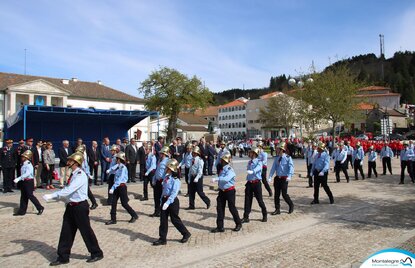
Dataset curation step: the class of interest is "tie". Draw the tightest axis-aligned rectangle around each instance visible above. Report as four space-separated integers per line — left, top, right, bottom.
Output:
318 153 321 158
67 173 73 185
278 157 282 163
163 175 169 184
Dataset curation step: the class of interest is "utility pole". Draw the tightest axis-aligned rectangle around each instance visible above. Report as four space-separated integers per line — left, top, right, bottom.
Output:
379 34 385 81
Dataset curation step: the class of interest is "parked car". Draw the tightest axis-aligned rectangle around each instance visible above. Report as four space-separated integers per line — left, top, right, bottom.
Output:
389 133 405 140
356 134 369 140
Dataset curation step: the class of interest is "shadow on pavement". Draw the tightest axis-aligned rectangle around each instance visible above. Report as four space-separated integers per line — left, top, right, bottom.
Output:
2 239 87 261
182 219 212 231
108 227 154 242
186 210 234 221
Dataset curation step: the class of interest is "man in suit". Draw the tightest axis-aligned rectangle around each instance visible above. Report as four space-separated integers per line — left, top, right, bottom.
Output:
88 141 100 185
71 138 83 153
137 141 146 182
207 141 216 175
198 137 209 176
34 140 44 188
100 137 112 183
120 138 128 152
1 139 17 193
58 140 73 188
154 136 164 161
15 139 26 178
125 138 138 183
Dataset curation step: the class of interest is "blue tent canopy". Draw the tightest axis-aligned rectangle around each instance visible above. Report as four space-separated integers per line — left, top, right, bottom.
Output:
4 105 158 148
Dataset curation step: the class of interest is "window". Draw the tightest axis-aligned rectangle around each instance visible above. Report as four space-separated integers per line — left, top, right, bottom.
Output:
242 106 246 110
248 120 254 124
243 123 246 127
255 120 260 123
238 122 242 127
242 114 245 118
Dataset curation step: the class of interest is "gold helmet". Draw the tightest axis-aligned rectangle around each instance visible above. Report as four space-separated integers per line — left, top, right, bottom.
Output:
250 146 260 156
356 142 361 147
116 152 126 161
110 144 118 151
186 143 193 149
146 144 153 151
21 150 33 160
369 145 374 150
221 152 232 164
278 142 286 150
318 142 326 150
68 152 84 166
192 146 201 155
257 141 264 148
75 145 86 154
166 158 179 172
339 141 344 146
403 140 409 145
160 146 170 156
220 140 226 146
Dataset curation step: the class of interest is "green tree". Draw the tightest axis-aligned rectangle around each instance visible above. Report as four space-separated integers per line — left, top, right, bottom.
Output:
295 64 364 138
139 67 213 142
259 93 303 136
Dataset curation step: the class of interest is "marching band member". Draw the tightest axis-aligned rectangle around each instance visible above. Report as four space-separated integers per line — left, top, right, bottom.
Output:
151 146 170 217
105 152 138 225
142 144 156 201
258 142 272 197
13 150 44 216
106 145 119 205
268 142 294 215
400 141 414 184
380 142 394 175
352 142 365 180
153 159 191 246
75 146 98 210
187 146 211 210
334 142 350 183
178 143 193 197
241 146 268 223
43 153 103 265
367 146 378 178
310 143 334 205
210 152 242 232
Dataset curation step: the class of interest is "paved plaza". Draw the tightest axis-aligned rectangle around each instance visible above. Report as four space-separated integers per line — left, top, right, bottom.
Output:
0 156 414 267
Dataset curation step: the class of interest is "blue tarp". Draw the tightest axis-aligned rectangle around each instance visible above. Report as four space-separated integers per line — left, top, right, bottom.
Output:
4 105 157 149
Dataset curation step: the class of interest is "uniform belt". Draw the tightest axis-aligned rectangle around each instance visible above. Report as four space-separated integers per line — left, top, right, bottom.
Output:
222 186 235 192
262 165 267 169
162 195 170 199
23 178 34 181
119 183 126 187
248 179 260 183
68 200 87 206
277 176 288 180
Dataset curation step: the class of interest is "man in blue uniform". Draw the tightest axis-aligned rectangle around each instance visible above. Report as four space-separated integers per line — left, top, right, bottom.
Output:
400 141 414 184
151 146 170 217
211 152 242 233
305 141 317 188
242 147 268 223
178 143 193 197
353 142 365 180
310 142 334 205
187 146 211 210
380 143 394 175
268 142 294 215
153 159 191 246
142 144 156 201
105 152 138 225
258 142 272 197
367 145 378 178
43 153 103 266
215 141 228 175
334 142 350 183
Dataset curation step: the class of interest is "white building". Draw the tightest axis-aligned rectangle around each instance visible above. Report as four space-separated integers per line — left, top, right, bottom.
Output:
0 72 151 141
218 98 248 140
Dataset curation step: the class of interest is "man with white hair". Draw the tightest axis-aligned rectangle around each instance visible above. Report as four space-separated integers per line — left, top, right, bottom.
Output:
58 140 73 188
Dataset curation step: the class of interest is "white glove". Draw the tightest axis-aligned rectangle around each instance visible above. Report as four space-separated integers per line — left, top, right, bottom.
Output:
247 170 254 175
318 172 324 176
14 177 21 184
162 203 169 210
309 173 313 177
267 176 272 183
145 172 149 176
211 177 219 183
286 176 292 182
42 194 54 202
177 164 182 169
360 161 363 166
109 189 114 194
89 175 93 180
152 181 156 186
193 178 199 183
106 170 110 174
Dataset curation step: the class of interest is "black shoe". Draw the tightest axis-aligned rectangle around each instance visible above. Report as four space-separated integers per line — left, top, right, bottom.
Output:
269 192 273 197
7 189 14 193
399 181 404 184
261 216 267 222
90 203 98 210
129 216 138 223
347 180 350 183
131 180 136 183
105 220 116 225
185 207 195 210
288 207 294 214
307 185 313 188
330 198 334 204
362 177 365 180
233 224 242 232
184 193 189 197
180 233 191 243
50 260 69 266
150 212 160 217
211 228 225 233
86 256 103 263
367 176 371 179
37 208 44 215
140 197 149 201
13 212 25 216
152 239 167 246
271 209 280 215
241 218 250 223
310 200 319 205
207 203 211 209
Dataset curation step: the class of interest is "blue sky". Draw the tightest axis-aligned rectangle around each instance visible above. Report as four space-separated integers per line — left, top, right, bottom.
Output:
1 0 414 96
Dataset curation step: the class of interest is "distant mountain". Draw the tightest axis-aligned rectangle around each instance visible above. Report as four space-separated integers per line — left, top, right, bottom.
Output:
213 51 415 105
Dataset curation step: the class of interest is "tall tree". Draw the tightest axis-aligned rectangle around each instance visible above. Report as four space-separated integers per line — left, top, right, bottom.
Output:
139 67 213 142
295 64 364 137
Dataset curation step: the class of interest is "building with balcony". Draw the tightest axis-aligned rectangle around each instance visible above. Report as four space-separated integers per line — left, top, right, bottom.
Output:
217 98 248 140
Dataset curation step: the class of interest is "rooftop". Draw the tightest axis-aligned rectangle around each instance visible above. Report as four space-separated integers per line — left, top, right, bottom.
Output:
0 72 144 103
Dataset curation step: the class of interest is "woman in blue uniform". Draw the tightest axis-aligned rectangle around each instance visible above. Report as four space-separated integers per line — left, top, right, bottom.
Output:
153 158 191 246
105 152 138 225
13 150 44 216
